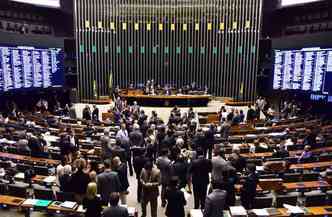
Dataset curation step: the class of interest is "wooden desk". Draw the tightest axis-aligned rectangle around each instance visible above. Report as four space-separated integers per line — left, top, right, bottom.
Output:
290 161 332 170
283 181 331 191
307 206 332 216
235 184 263 193
121 93 211 107
0 195 25 207
0 152 59 166
47 201 78 214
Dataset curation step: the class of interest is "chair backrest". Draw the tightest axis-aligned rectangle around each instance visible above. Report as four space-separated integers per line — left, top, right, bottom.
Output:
283 173 302 183
8 183 28 198
304 192 326 206
253 196 273 209
302 173 319 181
56 191 75 202
16 163 31 173
327 191 332 205
33 186 54 200
33 166 49 176
276 195 298 208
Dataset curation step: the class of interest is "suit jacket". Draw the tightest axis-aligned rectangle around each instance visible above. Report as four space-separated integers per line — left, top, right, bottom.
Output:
102 205 129 217
129 130 143 146
97 170 122 203
188 156 212 186
114 163 129 192
70 170 90 194
203 189 227 217
156 156 171 184
140 167 161 199
165 189 186 217
211 156 228 183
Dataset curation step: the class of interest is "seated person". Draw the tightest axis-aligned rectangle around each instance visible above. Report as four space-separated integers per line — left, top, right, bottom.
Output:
298 145 313 163
272 144 289 158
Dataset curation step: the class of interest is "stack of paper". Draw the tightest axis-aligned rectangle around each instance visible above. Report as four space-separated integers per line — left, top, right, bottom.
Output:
230 206 247 216
252 209 269 216
76 205 86 213
283 204 305 214
14 173 25 180
43 176 56 183
23 199 37 206
61 201 77 209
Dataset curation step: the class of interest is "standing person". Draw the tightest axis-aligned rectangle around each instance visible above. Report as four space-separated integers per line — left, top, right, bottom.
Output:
156 148 171 207
97 159 122 205
112 157 129 205
240 164 258 209
132 144 147 203
70 159 90 204
102 193 129 217
211 144 228 184
82 105 92 121
203 181 227 217
101 128 112 161
140 161 161 217
116 123 133 176
92 105 99 122
246 105 256 124
165 177 187 217
188 149 212 209
83 182 102 217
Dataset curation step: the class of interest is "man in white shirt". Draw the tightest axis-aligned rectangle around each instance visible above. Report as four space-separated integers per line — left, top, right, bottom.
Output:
116 123 129 145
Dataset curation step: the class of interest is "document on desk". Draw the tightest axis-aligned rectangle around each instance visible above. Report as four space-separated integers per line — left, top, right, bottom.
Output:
230 206 247 216
43 176 56 183
77 205 86 213
283 204 305 214
252 209 269 216
61 201 77 209
14 172 25 180
22 199 37 206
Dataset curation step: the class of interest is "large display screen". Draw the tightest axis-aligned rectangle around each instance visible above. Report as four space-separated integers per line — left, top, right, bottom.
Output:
273 47 332 101
281 0 323 7
11 0 61 8
0 45 64 92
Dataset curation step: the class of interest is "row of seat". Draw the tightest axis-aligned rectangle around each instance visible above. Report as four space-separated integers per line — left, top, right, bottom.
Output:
254 191 332 208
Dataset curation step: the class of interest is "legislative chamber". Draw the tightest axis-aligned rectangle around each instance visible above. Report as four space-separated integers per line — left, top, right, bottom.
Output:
1 0 332 217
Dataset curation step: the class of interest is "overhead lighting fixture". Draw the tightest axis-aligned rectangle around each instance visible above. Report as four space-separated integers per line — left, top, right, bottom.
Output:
11 0 61 8
281 0 323 7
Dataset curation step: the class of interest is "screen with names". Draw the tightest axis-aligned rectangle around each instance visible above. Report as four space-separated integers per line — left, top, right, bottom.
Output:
0 46 64 92
273 47 332 95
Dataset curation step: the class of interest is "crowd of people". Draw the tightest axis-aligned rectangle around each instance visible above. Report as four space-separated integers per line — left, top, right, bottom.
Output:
0 94 325 217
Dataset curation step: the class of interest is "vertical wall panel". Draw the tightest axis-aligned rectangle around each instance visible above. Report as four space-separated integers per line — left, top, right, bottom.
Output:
74 0 262 101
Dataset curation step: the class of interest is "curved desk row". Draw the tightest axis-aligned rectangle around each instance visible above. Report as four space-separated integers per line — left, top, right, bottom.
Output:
120 94 211 107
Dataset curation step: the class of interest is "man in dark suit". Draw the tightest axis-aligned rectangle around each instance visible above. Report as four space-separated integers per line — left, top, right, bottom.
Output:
101 129 112 160
129 124 144 147
156 148 171 207
203 181 227 217
240 164 258 209
102 193 129 217
97 159 122 205
132 144 148 203
140 161 161 217
188 149 212 209
112 157 129 205
92 105 99 122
